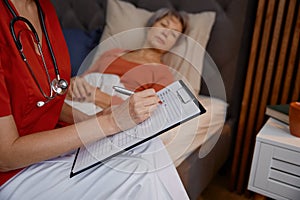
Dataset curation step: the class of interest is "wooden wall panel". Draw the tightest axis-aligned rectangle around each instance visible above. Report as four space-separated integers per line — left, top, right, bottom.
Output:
230 0 300 194
283 8 300 103
271 0 298 104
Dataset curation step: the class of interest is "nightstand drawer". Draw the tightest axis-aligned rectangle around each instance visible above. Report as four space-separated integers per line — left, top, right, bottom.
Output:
254 143 300 200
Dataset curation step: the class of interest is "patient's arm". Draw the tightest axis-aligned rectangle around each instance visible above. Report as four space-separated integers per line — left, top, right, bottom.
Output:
94 89 112 108
66 77 112 108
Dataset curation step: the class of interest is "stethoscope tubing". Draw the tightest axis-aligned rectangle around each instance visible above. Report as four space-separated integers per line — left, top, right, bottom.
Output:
3 0 68 106
35 0 60 77
5 0 60 76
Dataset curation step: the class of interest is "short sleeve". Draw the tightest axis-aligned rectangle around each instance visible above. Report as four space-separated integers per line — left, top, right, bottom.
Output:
0 57 12 116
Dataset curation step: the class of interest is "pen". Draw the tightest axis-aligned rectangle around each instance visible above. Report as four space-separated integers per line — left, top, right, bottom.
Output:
113 86 163 104
113 86 135 96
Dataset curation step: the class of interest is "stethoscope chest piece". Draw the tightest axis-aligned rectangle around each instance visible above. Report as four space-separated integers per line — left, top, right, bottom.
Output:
51 78 68 95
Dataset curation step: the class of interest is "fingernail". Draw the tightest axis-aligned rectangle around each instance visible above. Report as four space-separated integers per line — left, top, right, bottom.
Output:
158 100 163 104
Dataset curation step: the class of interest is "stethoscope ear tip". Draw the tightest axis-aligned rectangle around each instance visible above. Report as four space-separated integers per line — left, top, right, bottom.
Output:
37 101 45 107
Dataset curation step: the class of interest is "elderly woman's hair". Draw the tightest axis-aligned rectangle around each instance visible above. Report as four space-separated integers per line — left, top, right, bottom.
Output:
145 8 188 33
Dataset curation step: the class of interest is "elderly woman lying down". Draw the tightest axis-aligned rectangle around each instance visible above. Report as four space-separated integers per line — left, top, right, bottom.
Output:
66 8 227 167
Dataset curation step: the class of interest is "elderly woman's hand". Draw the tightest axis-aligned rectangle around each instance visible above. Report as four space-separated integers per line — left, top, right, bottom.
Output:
66 77 92 102
66 77 112 108
106 88 161 132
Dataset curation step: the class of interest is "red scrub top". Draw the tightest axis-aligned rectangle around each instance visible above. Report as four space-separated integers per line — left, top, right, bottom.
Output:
0 0 71 186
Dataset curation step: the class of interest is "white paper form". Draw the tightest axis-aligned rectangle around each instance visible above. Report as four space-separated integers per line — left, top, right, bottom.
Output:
70 80 206 177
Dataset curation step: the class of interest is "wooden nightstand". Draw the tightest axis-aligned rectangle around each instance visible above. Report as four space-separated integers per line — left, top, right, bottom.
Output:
248 118 300 200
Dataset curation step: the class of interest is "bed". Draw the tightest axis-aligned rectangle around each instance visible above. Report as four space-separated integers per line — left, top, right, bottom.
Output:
51 0 256 199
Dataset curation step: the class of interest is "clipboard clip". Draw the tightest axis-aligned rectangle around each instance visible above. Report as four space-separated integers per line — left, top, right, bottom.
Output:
177 87 193 104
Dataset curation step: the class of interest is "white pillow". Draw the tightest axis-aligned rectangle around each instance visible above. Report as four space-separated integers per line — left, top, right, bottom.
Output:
98 0 216 94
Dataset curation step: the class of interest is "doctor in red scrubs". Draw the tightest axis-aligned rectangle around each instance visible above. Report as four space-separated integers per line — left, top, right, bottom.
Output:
0 0 189 199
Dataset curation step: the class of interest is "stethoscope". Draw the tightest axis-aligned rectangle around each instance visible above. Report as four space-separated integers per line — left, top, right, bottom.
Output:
4 0 68 107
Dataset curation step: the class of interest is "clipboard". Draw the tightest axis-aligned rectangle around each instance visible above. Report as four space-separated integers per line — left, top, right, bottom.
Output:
70 80 206 177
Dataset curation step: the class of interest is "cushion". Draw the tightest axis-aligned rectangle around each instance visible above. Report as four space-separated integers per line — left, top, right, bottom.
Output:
97 0 216 93
63 28 102 77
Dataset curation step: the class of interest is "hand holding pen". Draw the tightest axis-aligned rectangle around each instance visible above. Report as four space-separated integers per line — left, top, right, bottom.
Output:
113 86 162 104
111 86 162 131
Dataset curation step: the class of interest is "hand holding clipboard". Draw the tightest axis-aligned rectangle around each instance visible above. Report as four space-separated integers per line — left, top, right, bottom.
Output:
70 80 206 177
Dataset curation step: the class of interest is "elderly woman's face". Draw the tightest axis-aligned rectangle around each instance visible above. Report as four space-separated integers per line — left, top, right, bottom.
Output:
146 15 183 51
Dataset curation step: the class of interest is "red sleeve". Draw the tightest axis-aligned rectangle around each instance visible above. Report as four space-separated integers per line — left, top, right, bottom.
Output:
0 52 22 186
0 50 11 117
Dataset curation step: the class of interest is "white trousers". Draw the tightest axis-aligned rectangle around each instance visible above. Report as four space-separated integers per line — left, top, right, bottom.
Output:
0 138 189 200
